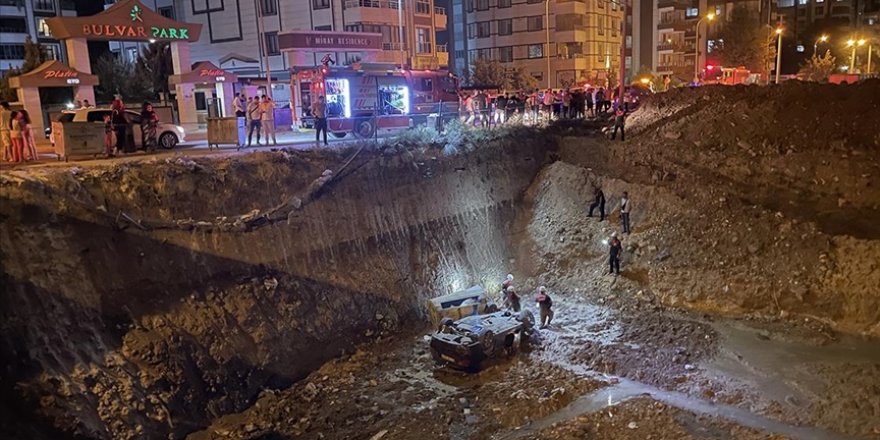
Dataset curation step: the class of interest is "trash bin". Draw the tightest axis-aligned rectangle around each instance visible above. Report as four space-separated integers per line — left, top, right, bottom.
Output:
207 117 246 150
52 121 105 161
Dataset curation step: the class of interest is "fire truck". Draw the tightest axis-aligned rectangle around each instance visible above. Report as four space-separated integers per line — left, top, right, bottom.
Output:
294 65 459 138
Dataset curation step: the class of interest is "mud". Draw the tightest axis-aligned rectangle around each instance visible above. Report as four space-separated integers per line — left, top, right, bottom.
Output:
2 83 880 439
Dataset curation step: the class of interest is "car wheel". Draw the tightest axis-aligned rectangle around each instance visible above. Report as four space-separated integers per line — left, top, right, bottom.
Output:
354 118 375 138
480 330 496 356
331 132 347 138
159 132 178 149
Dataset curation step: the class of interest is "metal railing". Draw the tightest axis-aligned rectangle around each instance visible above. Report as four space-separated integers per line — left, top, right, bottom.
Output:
343 0 403 10
382 42 407 51
435 6 446 15
436 43 448 53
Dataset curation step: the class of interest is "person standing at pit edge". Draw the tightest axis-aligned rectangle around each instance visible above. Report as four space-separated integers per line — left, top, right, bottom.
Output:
609 232 622 275
535 286 554 328
311 95 328 147
588 185 606 221
246 97 263 147
260 96 277 145
233 93 245 117
620 191 631 234
611 108 626 141
0 101 12 162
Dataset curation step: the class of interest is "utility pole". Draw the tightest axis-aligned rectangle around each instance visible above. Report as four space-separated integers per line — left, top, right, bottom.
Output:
618 0 625 106
399 0 406 68
255 0 272 98
545 0 551 88
775 27 783 84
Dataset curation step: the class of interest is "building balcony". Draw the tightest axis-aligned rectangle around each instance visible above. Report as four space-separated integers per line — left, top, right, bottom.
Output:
434 7 447 30
658 20 695 32
556 0 587 15
658 0 692 9
343 0 404 24
657 41 693 52
555 54 590 71
556 28 588 43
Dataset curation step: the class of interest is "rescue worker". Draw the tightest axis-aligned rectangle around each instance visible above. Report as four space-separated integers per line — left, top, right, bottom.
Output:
504 286 521 312
535 286 553 328
588 186 606 221
620 191 631 234
501 273 514 291
609 232 622 275
611 108 626 141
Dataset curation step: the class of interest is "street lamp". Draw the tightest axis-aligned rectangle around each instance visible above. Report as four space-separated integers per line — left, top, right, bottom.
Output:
775 27 783 84
813 35 828 57
545 0 551 88
694 12 716 82
847 38 866 72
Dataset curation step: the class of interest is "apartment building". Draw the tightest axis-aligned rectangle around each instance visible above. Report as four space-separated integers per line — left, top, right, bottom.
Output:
178 0 447 78
655 0 762 81
454 0 624 89
0 0 77 73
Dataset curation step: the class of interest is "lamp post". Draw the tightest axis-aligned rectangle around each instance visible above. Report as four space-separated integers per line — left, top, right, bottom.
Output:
847 38 866 72
545 0 551 88
813 34 828 57
694 12 716 82
774 27 783 84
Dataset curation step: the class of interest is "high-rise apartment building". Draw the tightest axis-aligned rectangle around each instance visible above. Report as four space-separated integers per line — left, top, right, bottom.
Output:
0 0 77 73
655 0 762 81
453 0 624 88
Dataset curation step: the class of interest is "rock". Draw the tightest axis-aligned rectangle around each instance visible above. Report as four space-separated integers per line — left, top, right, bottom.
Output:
263 277 278 291
369 430 389 440
684 364 696 371
627 421 638 429
655 249 670 262
244 423 257 432
375 313 384 321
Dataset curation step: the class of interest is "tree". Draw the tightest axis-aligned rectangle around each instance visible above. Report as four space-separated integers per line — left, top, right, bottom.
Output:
136 42 174 98
469 58 538 90
94 53 152 103
799 50 836 82
0 37 48 102
712 6 773 73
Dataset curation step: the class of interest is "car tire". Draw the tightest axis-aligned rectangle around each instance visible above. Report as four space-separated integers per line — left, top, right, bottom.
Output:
354 118 375 138
331 132 347 139
159 132 178 149
480 330 496 356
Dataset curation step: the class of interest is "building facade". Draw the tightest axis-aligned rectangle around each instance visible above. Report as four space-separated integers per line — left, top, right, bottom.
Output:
655 0 763 81
454 0 624 89
0 0 77 73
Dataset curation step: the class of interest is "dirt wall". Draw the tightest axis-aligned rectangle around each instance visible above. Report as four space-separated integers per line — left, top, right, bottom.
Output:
0 141 551 439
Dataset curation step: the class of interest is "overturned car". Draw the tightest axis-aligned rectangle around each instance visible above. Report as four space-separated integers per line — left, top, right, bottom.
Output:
429 310 535 370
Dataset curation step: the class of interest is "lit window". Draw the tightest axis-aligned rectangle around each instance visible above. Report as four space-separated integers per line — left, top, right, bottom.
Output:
528 44 543 58
796 44 805 52
798 0 807 4
715 5 722 15
686 8 699 17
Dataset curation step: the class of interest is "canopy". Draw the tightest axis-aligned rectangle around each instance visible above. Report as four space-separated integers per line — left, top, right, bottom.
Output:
168 61 238 86
8 60 99 88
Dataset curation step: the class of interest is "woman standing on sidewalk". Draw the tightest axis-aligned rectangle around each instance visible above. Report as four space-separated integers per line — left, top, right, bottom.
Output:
111 99 129 153
140 101 159 152
9 111 23 163
19 110 38 161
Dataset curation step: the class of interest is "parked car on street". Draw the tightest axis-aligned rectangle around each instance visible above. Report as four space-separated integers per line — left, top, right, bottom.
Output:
430 309 535 370
47 108 186 149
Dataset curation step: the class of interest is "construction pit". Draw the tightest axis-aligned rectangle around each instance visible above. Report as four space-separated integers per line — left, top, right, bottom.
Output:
1 81 879 440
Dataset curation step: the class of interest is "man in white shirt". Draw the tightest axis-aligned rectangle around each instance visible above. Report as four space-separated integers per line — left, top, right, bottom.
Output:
233 93 245 117
260 96 277 145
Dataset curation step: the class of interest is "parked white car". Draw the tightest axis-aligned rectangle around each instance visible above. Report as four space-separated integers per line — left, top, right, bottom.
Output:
49 108 186 149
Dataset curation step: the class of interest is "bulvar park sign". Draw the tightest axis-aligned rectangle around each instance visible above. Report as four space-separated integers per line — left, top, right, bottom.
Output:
46 0 202 42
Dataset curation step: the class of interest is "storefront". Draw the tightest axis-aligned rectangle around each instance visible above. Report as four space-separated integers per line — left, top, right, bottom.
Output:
9 60 99 137
45 0 204 130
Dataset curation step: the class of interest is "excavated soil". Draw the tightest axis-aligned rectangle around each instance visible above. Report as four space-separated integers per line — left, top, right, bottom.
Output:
2 81 880 440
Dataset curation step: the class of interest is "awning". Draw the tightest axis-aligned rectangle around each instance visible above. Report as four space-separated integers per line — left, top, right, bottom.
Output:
8 60 99 88
168 61 239 86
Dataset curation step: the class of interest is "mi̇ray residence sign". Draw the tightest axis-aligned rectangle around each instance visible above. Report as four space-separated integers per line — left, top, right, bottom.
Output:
46 0 202 42
278 31 383 52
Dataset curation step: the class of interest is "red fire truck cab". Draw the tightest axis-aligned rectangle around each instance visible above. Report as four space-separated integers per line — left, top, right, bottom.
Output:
295 66 459 138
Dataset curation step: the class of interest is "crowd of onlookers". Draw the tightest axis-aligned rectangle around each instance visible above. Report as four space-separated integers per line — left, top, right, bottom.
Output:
458 86 635 126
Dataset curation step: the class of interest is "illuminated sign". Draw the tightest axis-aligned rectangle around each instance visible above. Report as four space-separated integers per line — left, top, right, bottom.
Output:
66 78 80 85
44 70 78 79
200 69 225 77
81 24 189 40
278 31 383 52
